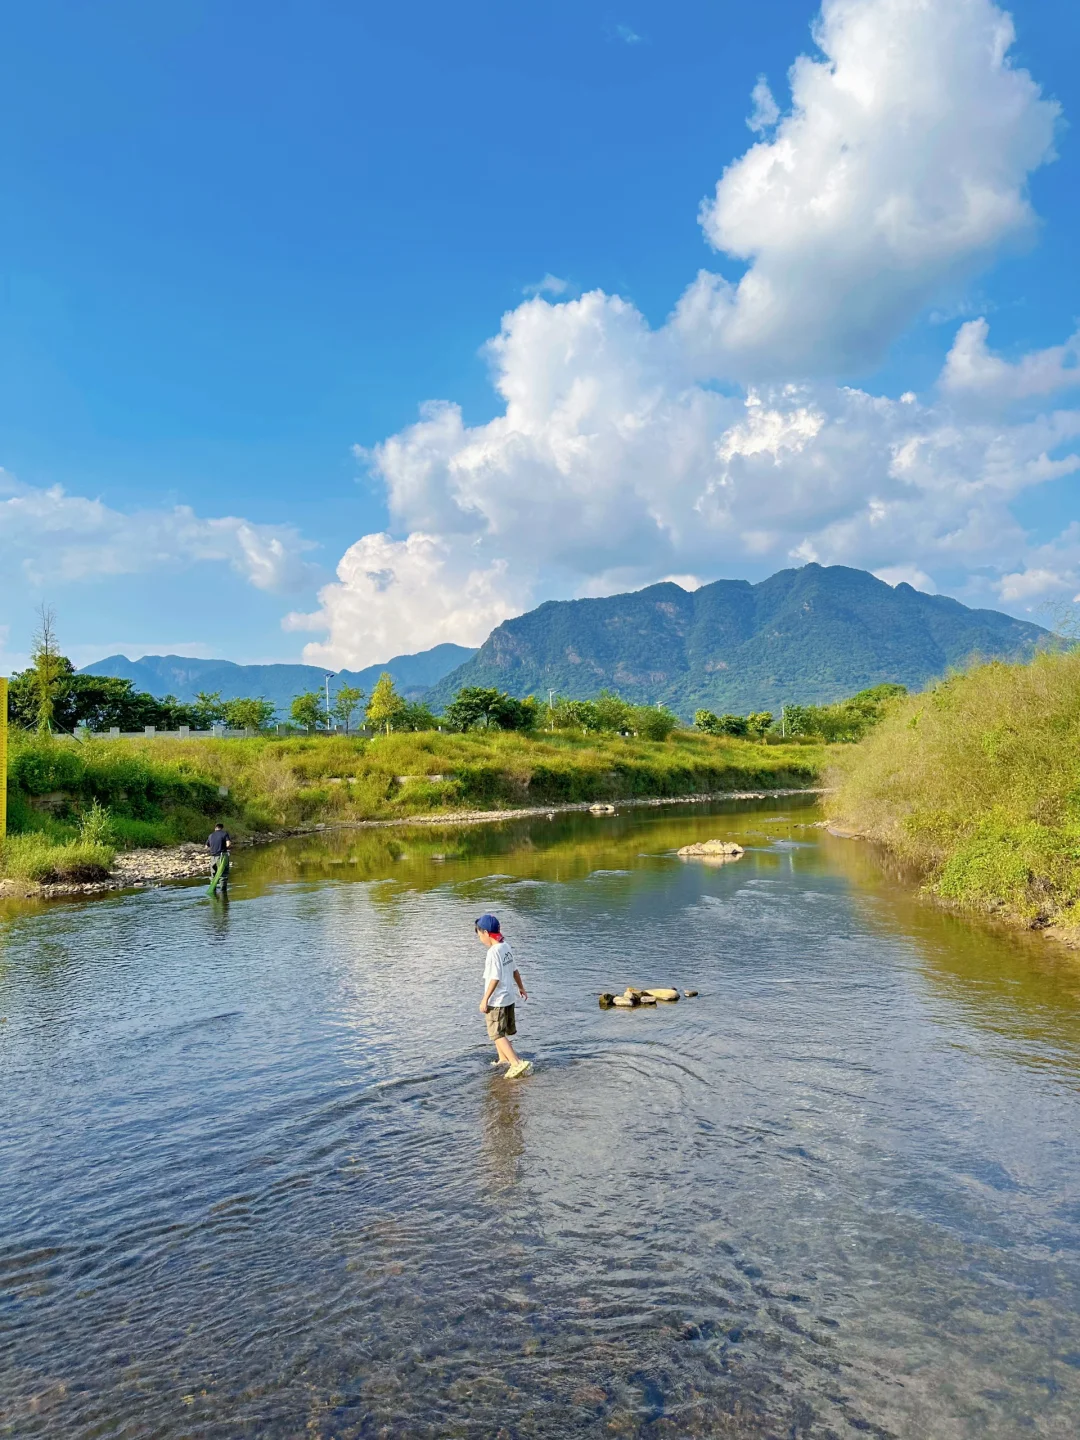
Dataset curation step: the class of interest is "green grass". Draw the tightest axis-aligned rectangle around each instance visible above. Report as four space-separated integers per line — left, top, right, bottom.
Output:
0 833 115 884
826 647 1080 928
3 726 825 882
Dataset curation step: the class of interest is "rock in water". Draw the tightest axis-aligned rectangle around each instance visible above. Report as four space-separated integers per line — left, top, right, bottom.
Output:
677 839 745 858
589 803 616 815
644 987 680 1002
598 993 615 1008
624 987 644 1000
639 994 658 1006
611 994 638 1008
683 989 699 997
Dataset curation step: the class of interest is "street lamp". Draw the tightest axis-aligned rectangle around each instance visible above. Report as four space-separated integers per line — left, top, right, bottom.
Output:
324 672 336 730
548 689 555 731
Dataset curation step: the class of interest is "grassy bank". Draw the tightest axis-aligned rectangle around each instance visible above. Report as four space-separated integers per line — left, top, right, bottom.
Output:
826 648 1080 931
2 727 825 882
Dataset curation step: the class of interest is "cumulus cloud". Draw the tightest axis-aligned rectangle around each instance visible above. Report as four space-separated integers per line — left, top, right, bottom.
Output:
679 0 1059 376
285 530 528 665
298 0 1077 667
0 470 319 592
941 317 1080 401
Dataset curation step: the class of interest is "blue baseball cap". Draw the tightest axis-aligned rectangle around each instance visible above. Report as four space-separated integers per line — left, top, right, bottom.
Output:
474 913 500 934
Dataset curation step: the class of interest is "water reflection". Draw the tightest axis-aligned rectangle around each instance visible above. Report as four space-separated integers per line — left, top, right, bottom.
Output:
2 796 1079 1438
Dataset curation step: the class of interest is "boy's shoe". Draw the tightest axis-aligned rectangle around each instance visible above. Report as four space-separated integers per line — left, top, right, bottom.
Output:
506 1059 533 1079
490 1058 509 1067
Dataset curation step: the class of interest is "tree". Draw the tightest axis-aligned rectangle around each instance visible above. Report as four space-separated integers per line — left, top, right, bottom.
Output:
550 698 601 733
223 697 277 731
366 673 406 735
332 683 364 733
629 705 679 741
191 691 228 728
443 686 536 732
29 605 63 732
746 711 774 737
593 690 633 733
394 700 438 732
291 690 324 731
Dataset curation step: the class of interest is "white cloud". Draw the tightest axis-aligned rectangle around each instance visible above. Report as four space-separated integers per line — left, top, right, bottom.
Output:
297 0 1079 666
679 0 1059 376
747 77 780 134
286 531 530 668
523 274 570 298
613 24 643 46
0 470 319 592
941 317 1080 401
874 566 938 594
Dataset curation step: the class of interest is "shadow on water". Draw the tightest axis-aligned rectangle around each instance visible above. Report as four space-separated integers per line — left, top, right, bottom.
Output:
2 794 1080 1439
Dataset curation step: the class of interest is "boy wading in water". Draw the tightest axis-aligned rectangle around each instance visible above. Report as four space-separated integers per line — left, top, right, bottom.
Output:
476 914 531 1078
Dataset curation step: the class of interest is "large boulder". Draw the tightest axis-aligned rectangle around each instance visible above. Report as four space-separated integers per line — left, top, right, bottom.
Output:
677 839 745 858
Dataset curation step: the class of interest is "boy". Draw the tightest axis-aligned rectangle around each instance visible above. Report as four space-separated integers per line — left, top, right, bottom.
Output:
475 913 531 1078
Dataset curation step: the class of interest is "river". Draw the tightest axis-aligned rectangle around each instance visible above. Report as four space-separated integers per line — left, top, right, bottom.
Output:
2 796 1080 1438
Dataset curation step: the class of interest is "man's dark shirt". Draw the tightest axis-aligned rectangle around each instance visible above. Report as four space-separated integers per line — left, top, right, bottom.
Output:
207 830 231 857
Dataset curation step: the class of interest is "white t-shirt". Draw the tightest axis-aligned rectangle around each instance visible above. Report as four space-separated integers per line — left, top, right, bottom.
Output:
483 940 517 1008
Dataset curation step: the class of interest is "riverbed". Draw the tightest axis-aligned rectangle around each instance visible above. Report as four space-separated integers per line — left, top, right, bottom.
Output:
2 796 1079 1438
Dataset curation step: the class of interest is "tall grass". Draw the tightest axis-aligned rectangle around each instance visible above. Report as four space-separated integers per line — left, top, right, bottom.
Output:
0 833 115 883
827 649 1080 926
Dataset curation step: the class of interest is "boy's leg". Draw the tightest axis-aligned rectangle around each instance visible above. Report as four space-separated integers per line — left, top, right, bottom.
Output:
494 1035 520 1066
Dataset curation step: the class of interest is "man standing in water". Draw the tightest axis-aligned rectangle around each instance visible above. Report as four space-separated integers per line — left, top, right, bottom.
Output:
476 914 531 1077
207 822 232 890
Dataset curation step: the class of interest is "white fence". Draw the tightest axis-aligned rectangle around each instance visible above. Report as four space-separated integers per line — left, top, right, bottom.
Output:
78 725 375 740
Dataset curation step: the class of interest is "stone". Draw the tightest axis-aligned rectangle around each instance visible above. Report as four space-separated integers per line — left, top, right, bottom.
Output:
624 987 643 1000
589 803 616 814
683 989 699 997
639 994 658 1005
677 839 744 857
611 994 638 1007
598 993 615 1008
644 987 679 1002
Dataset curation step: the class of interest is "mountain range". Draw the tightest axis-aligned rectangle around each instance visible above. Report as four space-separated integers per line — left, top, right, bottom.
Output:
80 565 1049 721
78 644 476 714
426 564 1048 716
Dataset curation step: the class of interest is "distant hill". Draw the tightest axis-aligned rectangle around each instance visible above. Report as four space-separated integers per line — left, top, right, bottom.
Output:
426 565 1048 717
79 643 476 714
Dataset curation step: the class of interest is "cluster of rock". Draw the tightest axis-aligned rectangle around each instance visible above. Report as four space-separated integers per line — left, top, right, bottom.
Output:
676 839 744 860
599 986 698 1008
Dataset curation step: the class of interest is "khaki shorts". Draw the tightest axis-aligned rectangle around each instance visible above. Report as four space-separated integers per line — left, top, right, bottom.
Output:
485 1004 516 1041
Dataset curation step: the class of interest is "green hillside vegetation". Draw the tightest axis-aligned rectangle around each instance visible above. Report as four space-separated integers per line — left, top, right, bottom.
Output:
827 649 1080 932
428 563 1046 717
2 727 825 883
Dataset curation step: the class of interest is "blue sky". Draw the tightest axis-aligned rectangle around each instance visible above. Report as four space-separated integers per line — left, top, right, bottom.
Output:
2 0 1079 671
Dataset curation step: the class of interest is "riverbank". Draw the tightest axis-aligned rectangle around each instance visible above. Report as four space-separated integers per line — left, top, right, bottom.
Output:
0 786 829 898
825 647 1080 945
2 727 826 889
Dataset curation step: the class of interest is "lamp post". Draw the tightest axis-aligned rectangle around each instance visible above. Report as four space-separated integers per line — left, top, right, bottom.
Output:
324 672 336 731
548 688 555 731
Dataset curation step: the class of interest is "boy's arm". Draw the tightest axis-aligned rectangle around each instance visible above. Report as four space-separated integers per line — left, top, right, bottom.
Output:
479 977 498 1013
512 968 528 1001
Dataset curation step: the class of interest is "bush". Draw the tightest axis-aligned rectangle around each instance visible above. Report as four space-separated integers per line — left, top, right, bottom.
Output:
827 652 1080 924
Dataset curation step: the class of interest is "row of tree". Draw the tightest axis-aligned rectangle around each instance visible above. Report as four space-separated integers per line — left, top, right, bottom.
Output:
7 610 907 743
694 684 908 743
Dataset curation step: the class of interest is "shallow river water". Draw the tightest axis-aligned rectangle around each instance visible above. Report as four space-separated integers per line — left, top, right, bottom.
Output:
3 797 1080 1439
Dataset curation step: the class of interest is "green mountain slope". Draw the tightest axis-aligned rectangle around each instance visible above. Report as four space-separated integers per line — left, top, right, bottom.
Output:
79 643 476 714
427 565 1047 717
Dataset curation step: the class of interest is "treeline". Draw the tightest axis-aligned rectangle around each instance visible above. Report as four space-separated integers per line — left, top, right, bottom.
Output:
694 684 907 744
7 611 905 744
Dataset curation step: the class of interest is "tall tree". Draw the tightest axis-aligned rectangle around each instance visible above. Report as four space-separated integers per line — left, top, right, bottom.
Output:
366 673 405 735
29 605 63 733
332 683 364 733
290 691 324 731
